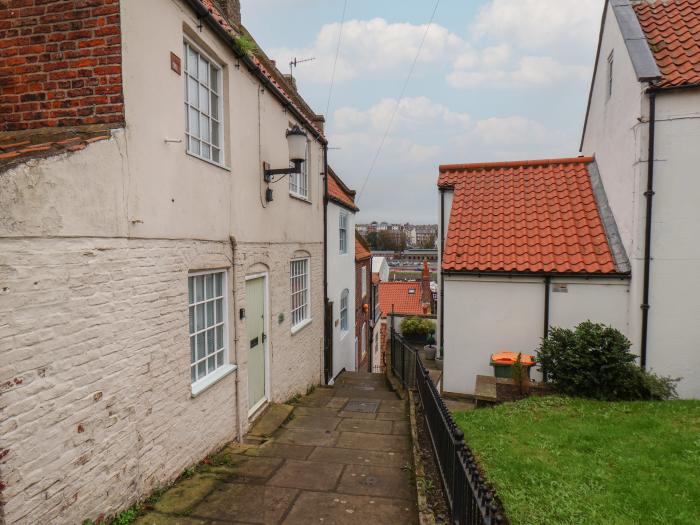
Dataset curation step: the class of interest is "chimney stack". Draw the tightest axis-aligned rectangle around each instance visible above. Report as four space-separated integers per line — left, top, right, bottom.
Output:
220 0 241 26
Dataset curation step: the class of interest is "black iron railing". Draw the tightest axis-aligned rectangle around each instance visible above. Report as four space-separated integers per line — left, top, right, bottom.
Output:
389 323 506 525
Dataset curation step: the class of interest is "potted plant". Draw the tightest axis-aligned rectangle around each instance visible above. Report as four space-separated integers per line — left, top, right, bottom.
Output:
424 334 437 360
435 346 443 370
400 316 436 344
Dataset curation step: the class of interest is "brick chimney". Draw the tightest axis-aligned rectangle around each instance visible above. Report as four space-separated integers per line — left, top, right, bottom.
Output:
220 0 242 26
421 259 432 314
0 0 125 133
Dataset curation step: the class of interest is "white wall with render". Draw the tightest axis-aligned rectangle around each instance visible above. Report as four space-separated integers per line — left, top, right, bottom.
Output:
442 275 631 396
326 201 356 379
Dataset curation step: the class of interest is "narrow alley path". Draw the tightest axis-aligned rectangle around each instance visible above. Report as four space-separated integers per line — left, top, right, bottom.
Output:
136 372 418 525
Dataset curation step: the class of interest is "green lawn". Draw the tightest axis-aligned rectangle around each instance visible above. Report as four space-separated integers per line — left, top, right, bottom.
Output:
453 397 700 525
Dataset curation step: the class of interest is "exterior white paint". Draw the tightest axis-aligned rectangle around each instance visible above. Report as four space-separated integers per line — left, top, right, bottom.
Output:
372 256 390 282
326 201 356 379
0 0 327 522
442 275 630 396
581 2 700 398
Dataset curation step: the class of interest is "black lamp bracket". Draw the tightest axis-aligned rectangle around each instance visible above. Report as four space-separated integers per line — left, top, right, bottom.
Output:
263 160 302 183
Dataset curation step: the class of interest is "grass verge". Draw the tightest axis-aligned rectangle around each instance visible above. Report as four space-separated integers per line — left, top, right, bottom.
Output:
453 396 700 525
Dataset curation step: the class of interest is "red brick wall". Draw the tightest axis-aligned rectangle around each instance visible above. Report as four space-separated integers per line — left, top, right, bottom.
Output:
355 258 371 372
0 0 124 132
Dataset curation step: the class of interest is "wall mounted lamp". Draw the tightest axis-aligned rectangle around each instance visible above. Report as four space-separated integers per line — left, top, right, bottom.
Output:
263 125 307 184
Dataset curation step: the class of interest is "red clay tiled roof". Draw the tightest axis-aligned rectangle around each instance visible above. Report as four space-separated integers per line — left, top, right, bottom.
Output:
197 0 324 135
633 0 700 88
328 169 359 211
439 157 620 274
0 129 112 171
379 282 425 317
356 234 371 261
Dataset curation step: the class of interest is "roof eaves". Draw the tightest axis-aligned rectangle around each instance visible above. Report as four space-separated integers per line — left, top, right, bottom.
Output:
328 195 359 212
587 160 631 273
611 0 662 82
442 269 631 279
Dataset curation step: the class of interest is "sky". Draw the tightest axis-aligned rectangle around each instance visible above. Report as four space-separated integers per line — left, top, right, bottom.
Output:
240 0 605 223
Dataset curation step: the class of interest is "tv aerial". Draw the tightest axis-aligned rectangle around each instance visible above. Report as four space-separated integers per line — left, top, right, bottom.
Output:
289 57 316 79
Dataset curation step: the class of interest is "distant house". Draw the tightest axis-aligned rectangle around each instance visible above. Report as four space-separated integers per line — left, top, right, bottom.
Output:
437 0 700 399
437 158 630 396
325 168 358 381
355 234 372 371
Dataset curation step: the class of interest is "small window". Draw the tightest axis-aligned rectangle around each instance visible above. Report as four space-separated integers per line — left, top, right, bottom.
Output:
361 267 367 298
184 41 223 164
339 212 348 254
340 289 349 331
408 288 416 294
290 138 309 198
607 51 614 99
189 271 227 386
290 258 310 329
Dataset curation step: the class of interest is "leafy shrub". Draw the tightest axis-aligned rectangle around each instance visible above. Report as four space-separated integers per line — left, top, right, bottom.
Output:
400 317 436 339
537 321 678 401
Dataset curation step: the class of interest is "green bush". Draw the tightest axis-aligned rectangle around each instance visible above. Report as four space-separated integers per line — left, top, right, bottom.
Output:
400 317 436 339
537 321 678 401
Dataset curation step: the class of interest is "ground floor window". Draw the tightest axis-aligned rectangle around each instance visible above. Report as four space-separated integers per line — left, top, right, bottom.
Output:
290 258 310 328
189 270 227 385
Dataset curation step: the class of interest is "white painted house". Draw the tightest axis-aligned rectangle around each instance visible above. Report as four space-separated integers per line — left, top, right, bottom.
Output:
578 0 700 398
372 256 390 282
0 0 327 522
325 168 359 381
438 158 631 396
438 0 700 399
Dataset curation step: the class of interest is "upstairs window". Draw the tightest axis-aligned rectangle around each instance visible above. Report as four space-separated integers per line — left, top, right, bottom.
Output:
290 139 309 198
339 212 348 254
184 41 223 165
290 258 310 329
361 266 367 298
340 289 349 331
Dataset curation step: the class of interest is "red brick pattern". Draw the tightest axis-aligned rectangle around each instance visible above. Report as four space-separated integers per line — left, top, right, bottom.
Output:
438 157 618 274
0 0 124 132
633 0 700 88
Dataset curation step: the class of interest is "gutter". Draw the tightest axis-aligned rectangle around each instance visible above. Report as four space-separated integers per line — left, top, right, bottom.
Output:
323 143 330 384
441 269 630 280
439 189 445 357
640 90 656 369
183 0 327 145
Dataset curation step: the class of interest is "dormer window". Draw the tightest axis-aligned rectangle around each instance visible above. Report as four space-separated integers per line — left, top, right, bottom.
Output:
408 288 416 294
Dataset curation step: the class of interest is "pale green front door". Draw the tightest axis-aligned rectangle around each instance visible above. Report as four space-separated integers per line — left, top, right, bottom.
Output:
246 277 266 411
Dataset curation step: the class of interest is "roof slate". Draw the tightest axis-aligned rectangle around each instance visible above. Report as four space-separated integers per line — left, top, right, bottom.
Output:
439 157 623 275
632 0 700 88
328 169 359 212
355 233 371 261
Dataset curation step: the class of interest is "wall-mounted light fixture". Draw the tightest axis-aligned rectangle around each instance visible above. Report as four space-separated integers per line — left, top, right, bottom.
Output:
263 125 307 184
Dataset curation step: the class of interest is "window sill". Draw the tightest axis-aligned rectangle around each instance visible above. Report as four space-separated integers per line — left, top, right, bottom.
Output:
291 318 313 335
289 192 312 204
191 363 237 397
186 151 231 172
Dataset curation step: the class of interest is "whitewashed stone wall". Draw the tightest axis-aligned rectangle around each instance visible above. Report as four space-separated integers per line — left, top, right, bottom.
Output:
0 237 323 524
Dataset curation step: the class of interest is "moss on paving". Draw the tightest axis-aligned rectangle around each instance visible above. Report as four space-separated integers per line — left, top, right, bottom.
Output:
453 396 700 525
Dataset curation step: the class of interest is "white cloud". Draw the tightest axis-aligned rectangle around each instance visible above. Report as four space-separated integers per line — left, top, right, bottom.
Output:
472 0 602 51
270 18 470 83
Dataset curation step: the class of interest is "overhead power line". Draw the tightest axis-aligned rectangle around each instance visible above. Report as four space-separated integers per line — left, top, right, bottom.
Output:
325 0 349 121
356 0 440 203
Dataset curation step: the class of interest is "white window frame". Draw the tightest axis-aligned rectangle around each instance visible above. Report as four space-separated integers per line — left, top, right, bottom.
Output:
188 269 235 396
290 258 311 332
339 212 348 254
361 266 367 298
340 289 349 333
184 40 224 166
361 322 367 358
290 138 309 199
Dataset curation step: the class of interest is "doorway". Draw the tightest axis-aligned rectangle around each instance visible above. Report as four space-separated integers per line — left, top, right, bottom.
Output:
246 274 269 415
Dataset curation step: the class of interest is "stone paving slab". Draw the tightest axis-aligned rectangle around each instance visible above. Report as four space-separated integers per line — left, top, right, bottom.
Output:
307 446 409 468
203 455 284 479
244 442 315 461
152 474 218 514
134 513 215 525
248 404 294 438
293 406 341 418
281 491 418 525
375 411 407 421
267 459 344 491
336 418 393 434
284 414 341 431
191 483 298 524
335 431 410 452
337 464 415 500
392 420 410 435
274 428 340 447
337 410 377 419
